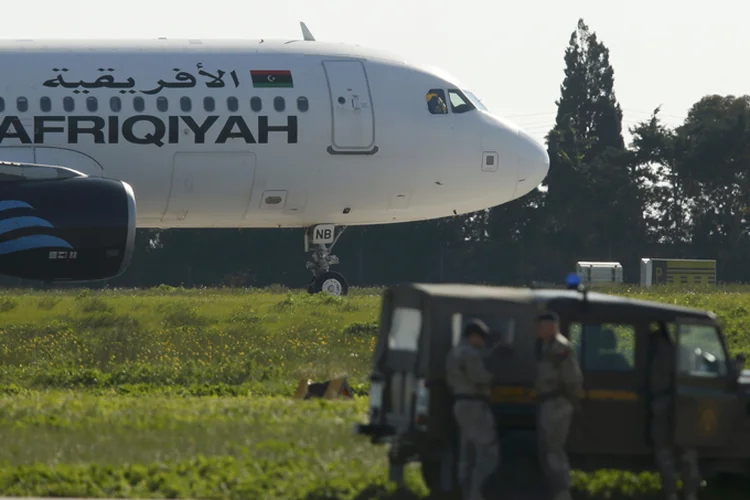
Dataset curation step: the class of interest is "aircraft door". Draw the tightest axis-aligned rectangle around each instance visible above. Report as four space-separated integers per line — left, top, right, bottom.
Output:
673 319 738 448
322 60 376 153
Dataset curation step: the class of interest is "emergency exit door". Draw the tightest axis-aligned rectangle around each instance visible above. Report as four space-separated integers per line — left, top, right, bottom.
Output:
322 60 376 152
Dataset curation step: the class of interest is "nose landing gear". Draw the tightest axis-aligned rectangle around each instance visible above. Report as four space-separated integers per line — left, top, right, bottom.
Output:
305 224 349 296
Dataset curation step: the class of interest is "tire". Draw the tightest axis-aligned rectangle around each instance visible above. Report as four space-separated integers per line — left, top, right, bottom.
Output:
311 271 349 296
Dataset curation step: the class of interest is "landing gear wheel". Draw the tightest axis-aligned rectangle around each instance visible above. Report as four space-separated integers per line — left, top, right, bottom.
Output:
311 271 348 296
304 225 349 296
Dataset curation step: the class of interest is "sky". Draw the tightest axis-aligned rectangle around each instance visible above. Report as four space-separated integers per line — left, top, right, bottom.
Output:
5 0 748 145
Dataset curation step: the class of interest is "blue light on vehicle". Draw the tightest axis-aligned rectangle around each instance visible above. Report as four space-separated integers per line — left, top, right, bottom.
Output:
566 273 581 290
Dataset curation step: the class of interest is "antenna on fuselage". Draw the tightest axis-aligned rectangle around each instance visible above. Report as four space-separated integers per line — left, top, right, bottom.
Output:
300 22 316 41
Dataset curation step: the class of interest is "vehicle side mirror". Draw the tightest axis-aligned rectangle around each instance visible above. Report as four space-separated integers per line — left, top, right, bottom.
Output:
734 353 747 373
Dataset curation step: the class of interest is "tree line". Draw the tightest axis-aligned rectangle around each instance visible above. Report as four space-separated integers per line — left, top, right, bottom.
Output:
5 19 749 289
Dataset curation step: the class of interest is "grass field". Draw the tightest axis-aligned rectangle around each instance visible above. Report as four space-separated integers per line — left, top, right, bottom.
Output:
0 284 749 498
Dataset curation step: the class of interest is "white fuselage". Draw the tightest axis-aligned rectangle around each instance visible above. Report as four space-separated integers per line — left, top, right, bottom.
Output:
0 38 549 229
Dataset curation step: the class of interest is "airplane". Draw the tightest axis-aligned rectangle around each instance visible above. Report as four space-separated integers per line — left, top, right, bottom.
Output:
0 22 549 295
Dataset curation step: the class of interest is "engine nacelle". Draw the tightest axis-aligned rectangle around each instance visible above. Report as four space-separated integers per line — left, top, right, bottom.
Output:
0 173 136 282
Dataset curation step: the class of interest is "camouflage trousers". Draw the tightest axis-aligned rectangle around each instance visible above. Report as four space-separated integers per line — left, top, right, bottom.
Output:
651 396 701 499
453 400 499 500
537 397 574 500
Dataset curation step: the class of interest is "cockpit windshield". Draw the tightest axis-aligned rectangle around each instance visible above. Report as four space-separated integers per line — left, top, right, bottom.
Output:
463 90 489 112
447 89 475 114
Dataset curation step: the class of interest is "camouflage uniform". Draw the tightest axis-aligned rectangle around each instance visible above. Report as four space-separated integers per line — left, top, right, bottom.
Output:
445 339 498 500
535 332 583 500
650 331 701 500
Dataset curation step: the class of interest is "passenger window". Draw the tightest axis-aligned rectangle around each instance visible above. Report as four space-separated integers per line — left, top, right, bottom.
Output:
157 97 168 112
16 97 28 113
389 307 421 351
274 96 285 112
426 89 447 115
451 313 515 348
227 97 238 112
203 97 215 112
110 96 121 113
448 89 475 114
180 97 191 112
569 322 636 371
677 323 728 376
133 97 145 112
250 97 262 112
296 96 309 112
86 97 98 112
63 97 74 112
40 97 51 112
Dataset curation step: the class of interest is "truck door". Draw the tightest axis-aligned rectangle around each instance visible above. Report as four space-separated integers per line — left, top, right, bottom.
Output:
565 320 645 456
322 60 376 153
674 319 738 448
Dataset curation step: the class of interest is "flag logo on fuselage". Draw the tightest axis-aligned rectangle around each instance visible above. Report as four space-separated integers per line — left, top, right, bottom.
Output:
250 70 293 88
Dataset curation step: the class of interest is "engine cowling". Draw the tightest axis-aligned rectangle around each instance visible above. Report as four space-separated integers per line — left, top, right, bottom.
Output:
0 175 136 282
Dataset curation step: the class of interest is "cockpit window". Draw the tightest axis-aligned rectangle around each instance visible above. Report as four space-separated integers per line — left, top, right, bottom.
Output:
464 90 489 112
426 89 448 115
448 89 476 114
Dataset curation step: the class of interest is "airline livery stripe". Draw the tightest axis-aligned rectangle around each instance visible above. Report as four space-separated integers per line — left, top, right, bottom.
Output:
0 216 53 236
0 200 32 212
0 235 73 256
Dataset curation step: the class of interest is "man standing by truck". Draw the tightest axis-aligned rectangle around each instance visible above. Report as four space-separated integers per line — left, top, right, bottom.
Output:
445 319 498 500
535 311 583 500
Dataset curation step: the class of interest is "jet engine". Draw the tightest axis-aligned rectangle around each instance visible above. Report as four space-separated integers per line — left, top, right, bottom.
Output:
0 161 136 282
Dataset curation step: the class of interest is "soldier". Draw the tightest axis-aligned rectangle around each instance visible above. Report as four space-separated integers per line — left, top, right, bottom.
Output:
649 324 701 500
534 311 583 500
445 319 498 500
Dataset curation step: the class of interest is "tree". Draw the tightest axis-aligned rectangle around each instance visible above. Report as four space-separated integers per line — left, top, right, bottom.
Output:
628 107 690 252
538 18 645 280
677 95 750 277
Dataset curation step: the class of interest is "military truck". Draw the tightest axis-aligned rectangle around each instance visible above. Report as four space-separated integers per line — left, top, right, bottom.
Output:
354 282 750 495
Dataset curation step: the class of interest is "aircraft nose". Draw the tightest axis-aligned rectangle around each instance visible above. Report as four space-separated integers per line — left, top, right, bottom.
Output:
515 129 549 196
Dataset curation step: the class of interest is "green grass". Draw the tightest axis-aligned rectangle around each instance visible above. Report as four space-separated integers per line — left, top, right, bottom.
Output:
0 393 430 499
0 287 380 393
0 284 749 498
